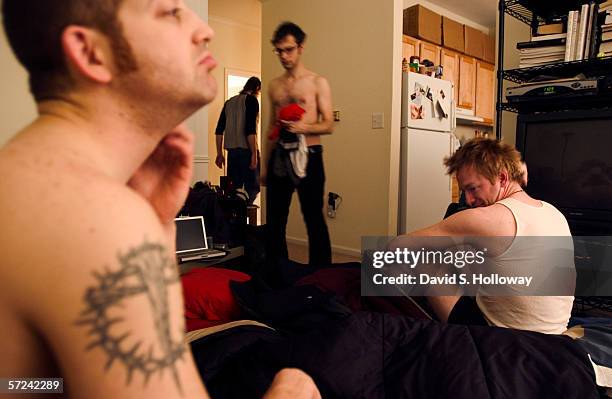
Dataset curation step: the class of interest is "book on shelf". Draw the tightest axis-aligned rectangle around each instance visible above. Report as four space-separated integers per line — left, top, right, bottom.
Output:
531 33 567 41
599 41 612 52
600 0 612 10
519 46 566 54
520 53 565 60
513 2 608 68
517 39 566 49
584 3 596 58
519 46 565 68
562 2 600 62
519 59 565 68
576 3 590 60
565 10 578 61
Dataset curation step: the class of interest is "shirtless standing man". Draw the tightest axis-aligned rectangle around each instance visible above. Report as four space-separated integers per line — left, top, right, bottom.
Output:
263 22 334 265
0 1 318 398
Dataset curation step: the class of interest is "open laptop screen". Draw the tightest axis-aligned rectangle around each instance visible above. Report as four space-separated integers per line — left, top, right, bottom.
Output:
175 216 208 254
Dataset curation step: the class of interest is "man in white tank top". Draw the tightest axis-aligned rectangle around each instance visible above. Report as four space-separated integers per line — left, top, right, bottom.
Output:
394 138 575 335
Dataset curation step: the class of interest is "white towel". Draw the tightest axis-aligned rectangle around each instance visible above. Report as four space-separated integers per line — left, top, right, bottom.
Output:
289 134 309 178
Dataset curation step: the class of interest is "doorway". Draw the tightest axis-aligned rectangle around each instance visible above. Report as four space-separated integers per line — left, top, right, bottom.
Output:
223 69 262 223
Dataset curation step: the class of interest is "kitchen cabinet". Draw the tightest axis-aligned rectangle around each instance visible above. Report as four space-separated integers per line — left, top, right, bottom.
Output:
402 36 495 126
440 48 459 105
458 55 476 111
475 61 495 124
419 42 440 65
402 35 420 61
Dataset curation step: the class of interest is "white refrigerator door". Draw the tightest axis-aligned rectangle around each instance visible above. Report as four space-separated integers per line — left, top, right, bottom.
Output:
401 72 454 132
399 127 452 234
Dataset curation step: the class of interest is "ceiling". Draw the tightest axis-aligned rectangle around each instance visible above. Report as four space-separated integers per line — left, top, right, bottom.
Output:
425 0 497 29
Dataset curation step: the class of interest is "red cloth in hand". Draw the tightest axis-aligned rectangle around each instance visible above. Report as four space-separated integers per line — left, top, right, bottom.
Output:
268 103 306 140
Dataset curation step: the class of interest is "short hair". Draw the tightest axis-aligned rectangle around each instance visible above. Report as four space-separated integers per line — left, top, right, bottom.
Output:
2 0 137 102
241 77 261 94
444 138 525 184
271 22 306 45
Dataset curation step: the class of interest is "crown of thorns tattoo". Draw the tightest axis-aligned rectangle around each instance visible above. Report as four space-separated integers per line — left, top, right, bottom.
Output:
75 241 186 391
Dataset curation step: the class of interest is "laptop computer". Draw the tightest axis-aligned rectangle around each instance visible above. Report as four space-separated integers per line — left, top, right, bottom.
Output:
175 216 227 263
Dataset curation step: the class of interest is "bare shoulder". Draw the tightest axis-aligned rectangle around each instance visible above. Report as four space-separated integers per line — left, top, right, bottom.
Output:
0 158 204 397
268 76 284 92
313 74 329 86
442 205 516 236
0 137 171 292
267 76 285 103
298 71 327 87
312 74 331 98
0 162 168 304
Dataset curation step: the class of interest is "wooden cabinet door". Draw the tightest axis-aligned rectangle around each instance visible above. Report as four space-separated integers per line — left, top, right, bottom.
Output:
458 55 476 111
475 61 495 124
402 36 420 61
440 48 459 104
419 42 440 65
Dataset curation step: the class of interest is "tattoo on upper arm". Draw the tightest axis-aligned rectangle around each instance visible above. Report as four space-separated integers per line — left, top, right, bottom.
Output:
75 240 186 394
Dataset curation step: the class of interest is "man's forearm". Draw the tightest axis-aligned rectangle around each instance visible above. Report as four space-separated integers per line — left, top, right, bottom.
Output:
216 135 223 155
247 134 257 154
300 120 333 135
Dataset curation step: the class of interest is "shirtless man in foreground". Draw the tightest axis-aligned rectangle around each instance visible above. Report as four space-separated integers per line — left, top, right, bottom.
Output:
263 22 334 265
0 1 318 398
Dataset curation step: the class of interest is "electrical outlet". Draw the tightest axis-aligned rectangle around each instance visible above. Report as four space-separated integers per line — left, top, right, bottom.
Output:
372 112 384 129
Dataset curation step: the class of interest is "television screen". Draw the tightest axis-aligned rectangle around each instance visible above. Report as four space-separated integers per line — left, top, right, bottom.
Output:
522 119 612 212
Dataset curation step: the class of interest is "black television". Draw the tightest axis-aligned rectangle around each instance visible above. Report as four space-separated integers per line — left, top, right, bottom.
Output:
516 109 612 234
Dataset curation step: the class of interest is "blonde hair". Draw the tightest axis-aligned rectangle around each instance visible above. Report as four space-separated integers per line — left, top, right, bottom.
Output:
444 138 524 184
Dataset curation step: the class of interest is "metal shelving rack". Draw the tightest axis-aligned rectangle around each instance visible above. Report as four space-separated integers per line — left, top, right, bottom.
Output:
497 1 612 311
495 0 610 139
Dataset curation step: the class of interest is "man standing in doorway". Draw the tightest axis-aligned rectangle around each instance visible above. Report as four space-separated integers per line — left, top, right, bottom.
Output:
263 21 334 265
215 76 261 204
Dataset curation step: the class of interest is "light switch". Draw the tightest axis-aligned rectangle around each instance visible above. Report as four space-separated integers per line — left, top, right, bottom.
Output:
333 110 340 122
372 112 384 129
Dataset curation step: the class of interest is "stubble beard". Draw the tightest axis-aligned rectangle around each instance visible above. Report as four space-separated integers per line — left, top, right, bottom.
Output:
109 30 217 128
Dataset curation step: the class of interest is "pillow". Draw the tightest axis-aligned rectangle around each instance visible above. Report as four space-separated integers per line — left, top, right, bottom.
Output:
181 267 251 331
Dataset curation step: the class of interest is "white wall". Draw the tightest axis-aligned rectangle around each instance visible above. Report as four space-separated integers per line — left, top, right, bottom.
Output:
0 14 37 146
497 10 529 146
185 0 211 183
207 0 262 186
261 0 403 254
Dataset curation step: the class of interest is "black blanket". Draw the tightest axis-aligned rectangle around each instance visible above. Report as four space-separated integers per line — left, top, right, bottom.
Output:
191 312 599 399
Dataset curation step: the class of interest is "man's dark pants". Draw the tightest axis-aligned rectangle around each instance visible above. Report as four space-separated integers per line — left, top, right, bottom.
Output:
266 147 332 265
227 148 260 204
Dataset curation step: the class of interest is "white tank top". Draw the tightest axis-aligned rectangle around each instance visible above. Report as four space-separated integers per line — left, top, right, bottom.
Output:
476 198 575 334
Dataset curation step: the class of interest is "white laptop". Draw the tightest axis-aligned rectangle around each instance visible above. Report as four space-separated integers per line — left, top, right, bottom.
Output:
174 216 226 262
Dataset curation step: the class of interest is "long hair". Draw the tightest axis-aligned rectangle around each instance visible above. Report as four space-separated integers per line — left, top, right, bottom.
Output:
240 77 261 95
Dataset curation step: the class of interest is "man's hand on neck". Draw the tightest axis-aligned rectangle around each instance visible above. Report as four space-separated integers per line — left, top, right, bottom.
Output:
127 124 195 247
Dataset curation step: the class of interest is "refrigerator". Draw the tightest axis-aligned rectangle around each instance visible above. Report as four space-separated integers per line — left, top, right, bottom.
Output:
399 71 457 234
